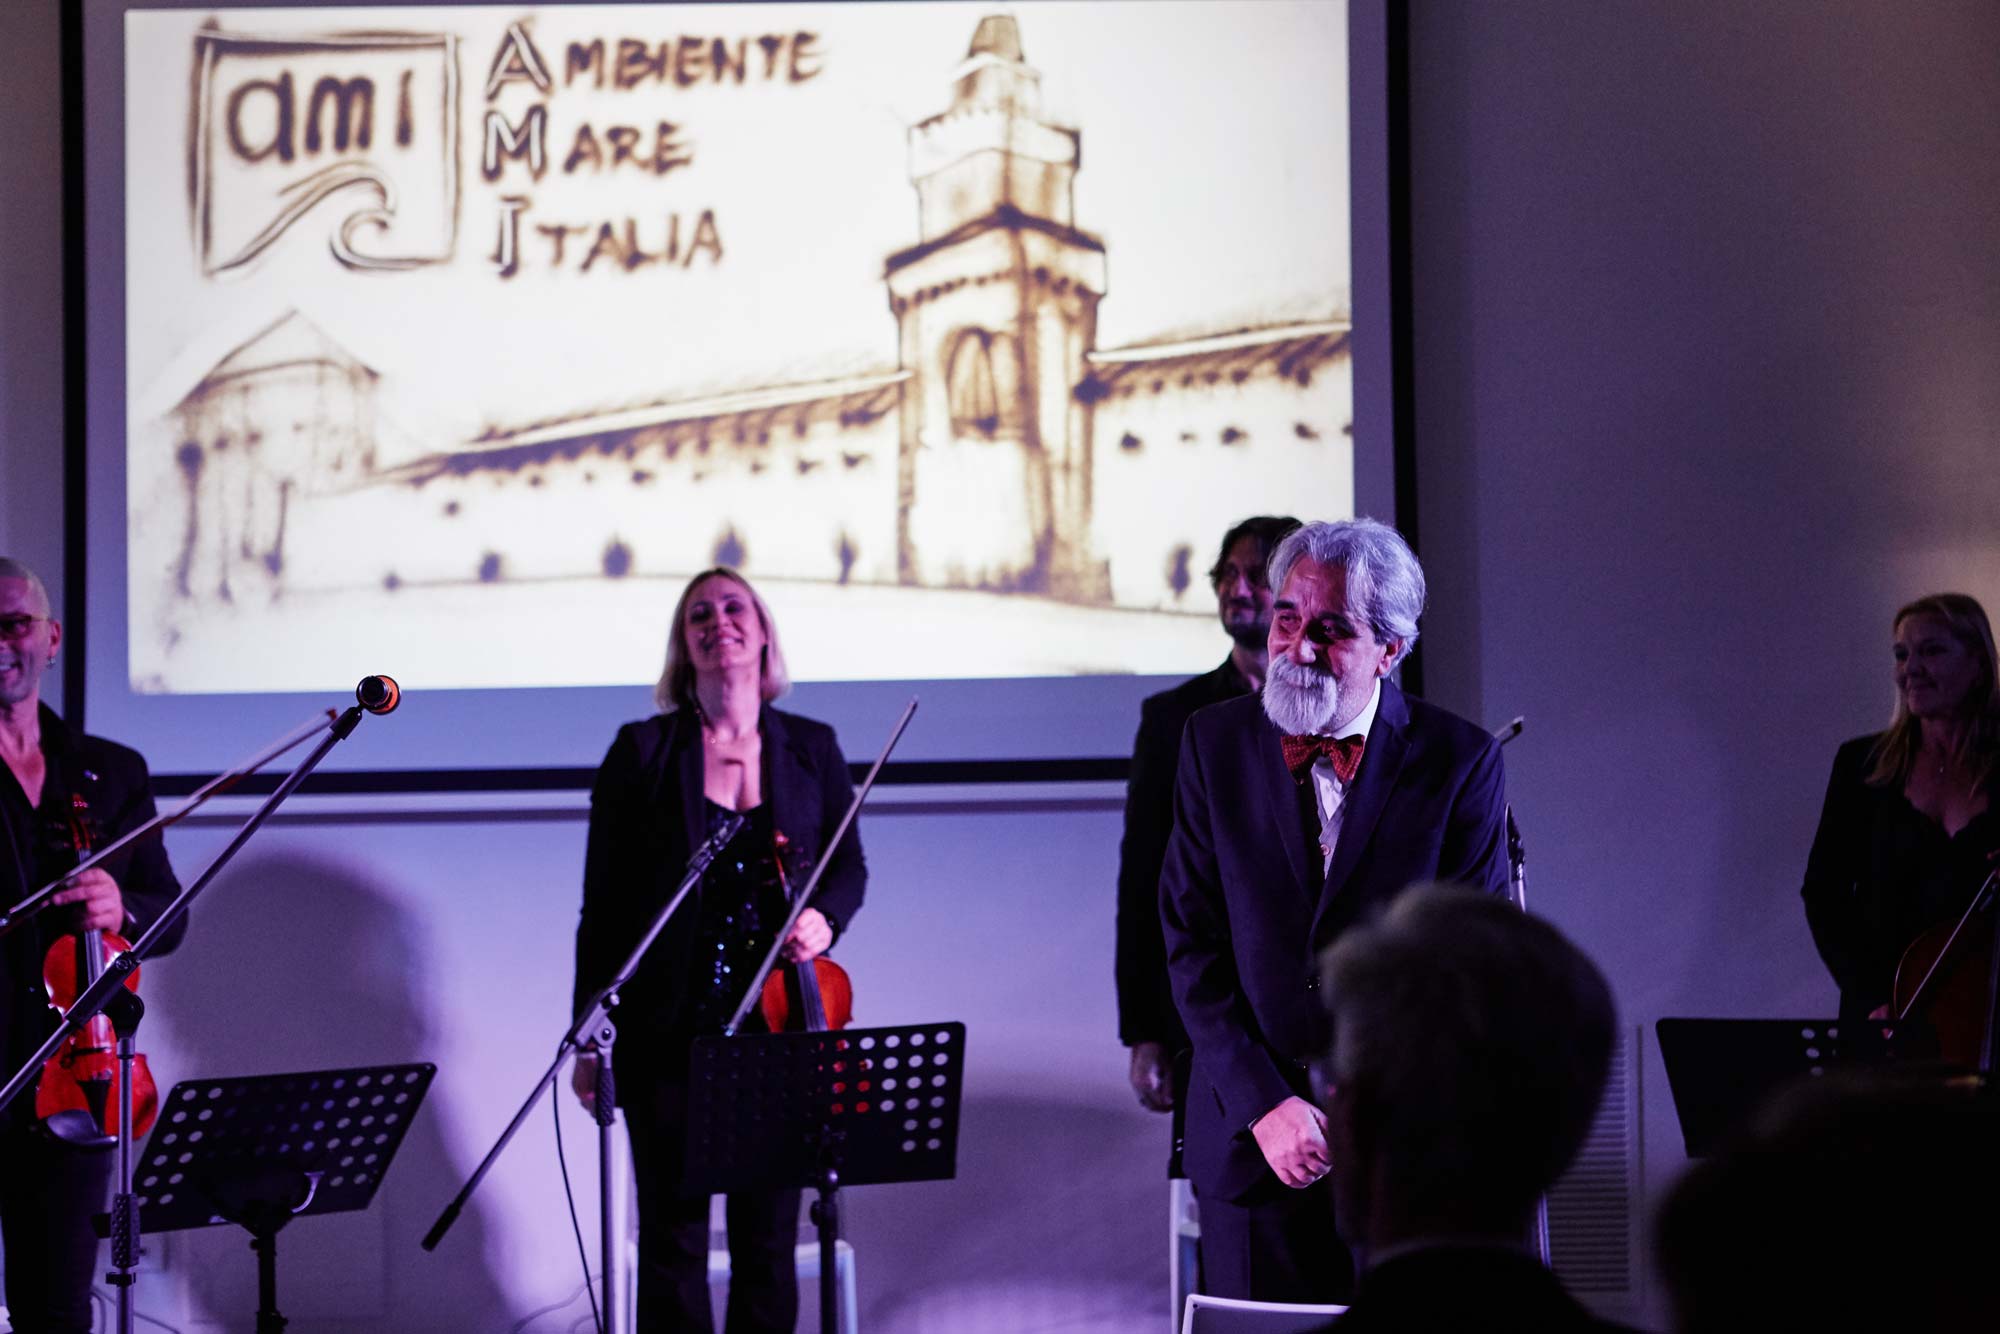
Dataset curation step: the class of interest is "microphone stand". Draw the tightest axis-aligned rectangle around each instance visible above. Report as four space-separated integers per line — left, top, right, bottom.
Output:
1489 716 1548 1265
0 684 395 1334
1488 716 1528 912
0 709 337 939
421 810 749 1334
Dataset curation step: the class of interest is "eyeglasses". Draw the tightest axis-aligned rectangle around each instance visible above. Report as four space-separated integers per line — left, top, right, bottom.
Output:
0 614 51 641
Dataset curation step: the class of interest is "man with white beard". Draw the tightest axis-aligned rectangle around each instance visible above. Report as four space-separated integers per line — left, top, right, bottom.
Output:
1159 518 1507 1304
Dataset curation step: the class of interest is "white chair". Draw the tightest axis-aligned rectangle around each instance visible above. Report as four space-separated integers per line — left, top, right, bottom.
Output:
611 1132 857 1334
623 1231 858 1334
1169 1177 1202 1333
1181 1292 1348 1334
711 1237 858 1334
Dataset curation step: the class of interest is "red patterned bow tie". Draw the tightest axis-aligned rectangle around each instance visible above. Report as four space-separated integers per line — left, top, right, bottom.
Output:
1282 732 1366 785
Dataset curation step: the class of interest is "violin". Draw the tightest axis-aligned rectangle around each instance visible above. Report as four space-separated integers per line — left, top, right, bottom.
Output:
1892 865 2000 1071
35 792 159 1144
758 829 852 1033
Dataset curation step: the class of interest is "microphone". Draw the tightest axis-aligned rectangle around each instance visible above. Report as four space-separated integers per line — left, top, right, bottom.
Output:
690 811 746 876
356 675 401 715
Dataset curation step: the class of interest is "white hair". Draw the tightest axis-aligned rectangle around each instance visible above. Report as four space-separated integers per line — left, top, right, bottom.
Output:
0 558 51 616
1266 519 1425 665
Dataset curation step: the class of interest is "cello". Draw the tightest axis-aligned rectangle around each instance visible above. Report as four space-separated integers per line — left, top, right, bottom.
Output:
758 828 852 1033
35 791 159 1143
1892 863 2000 1071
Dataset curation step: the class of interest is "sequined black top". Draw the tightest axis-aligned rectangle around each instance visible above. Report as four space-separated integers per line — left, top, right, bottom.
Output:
689 801 788 1036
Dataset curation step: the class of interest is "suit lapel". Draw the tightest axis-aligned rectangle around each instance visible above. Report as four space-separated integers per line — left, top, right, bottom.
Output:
1314 680 1410 932
671 710 706 863
1254 713 1319 898
761 707 819 871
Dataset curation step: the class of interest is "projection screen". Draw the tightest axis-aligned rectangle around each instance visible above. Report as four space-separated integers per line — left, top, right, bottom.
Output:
77 0 1397 778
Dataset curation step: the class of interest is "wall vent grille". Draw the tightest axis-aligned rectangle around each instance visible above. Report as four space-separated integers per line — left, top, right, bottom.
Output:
1547 1023 1642 1300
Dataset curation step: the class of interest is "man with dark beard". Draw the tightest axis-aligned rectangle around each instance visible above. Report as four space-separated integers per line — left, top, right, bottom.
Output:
1159 518 1507 1303
1116 516 1295 1123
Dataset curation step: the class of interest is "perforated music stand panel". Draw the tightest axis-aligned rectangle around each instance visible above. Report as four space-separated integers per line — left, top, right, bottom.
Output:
1655 1018 1941 1157
133 1062 435 1233
686 1022 964 1196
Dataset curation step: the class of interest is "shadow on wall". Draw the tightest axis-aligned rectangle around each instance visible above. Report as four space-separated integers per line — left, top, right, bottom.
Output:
845 1093 1166 1334
144 850 512 1334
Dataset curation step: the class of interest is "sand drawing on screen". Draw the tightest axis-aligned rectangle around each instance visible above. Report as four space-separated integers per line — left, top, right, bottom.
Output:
192 28 462 274
134 11 1352 691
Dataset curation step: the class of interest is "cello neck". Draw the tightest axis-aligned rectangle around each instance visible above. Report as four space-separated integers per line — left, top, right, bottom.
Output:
78 927 105 988
793 959 827 1032
67 793 106 986
772 826 826 1032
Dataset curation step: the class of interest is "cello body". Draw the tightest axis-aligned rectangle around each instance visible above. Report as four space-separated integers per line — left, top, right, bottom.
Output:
35 792 159 1144
760 957 853 1034
37 930 158 1141
757 827 853 1035
1894 912 1997 1070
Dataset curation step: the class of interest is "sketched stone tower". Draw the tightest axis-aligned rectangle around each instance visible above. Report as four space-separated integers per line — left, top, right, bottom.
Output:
165 311 380 602
886 15 1112 600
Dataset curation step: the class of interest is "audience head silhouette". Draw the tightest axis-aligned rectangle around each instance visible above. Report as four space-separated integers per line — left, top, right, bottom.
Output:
1317 884 1616 1251
1656 1071 2000 1332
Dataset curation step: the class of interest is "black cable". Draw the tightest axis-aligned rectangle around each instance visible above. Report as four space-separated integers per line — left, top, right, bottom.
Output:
551 1069 606 1334
505 1273 602 1334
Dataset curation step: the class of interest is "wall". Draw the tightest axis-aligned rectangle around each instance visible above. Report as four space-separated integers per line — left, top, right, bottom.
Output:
0 1 65 712
6 2 2000 1331
1404 0 2000 1319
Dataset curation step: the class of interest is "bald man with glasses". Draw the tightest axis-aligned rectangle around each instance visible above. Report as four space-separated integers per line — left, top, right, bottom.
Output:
0 557 184 1334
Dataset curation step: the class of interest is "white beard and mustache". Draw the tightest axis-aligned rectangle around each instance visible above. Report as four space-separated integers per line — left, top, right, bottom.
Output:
1260 655 1346 735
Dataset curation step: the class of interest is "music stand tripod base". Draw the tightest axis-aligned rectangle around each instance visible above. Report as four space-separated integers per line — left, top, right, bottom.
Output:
107 1062 436 1333
687 1022 967 1332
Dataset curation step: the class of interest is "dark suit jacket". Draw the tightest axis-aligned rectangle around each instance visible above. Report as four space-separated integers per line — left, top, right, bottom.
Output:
1 706 185 1122
1160 681 1507 1201
1116 659 1251 1050
1801 733 2000 1020
572 705 866 1052
1311 1246 1638 1333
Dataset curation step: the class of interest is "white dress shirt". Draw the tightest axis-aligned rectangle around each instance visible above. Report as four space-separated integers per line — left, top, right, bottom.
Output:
1309 678 1382 875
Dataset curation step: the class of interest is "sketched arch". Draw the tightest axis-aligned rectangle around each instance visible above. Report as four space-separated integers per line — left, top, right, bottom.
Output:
943 327 1025 439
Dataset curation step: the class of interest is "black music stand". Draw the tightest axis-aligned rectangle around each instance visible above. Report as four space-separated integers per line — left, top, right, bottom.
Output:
105 1062 435 1333
1655 1018 1943 1156
686 1022 966 1333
